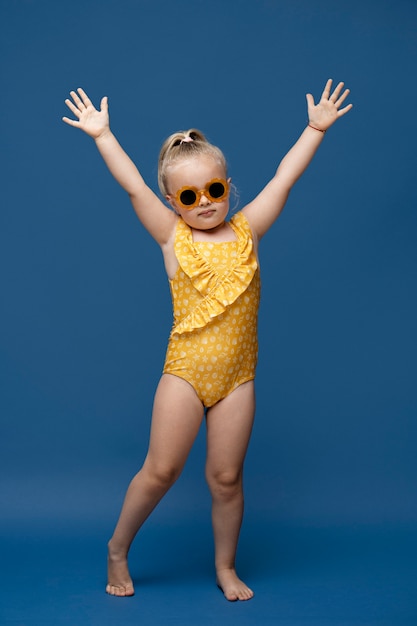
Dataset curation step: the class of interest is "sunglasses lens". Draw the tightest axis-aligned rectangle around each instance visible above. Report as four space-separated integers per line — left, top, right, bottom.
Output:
208 181 226 199
179 189 197 206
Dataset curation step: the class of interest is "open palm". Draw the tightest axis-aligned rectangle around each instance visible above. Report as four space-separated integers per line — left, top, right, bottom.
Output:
306 79 352 132
62 88 109 139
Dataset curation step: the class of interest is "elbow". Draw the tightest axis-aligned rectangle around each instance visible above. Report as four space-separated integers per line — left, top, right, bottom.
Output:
128 181 148 201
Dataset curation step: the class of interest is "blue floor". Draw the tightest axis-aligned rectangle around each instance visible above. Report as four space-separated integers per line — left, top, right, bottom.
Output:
1 516 416 626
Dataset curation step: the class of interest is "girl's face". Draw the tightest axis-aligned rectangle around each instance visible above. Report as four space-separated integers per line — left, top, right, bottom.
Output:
166 155 230 231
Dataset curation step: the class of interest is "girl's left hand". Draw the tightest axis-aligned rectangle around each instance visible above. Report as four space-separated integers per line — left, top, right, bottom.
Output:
306 79 352 131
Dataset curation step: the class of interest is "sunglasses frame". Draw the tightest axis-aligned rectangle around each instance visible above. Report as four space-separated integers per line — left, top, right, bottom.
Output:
173 178 229 210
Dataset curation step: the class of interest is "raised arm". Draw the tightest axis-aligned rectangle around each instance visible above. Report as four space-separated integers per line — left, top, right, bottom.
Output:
242 79 352 239
62 88 176 245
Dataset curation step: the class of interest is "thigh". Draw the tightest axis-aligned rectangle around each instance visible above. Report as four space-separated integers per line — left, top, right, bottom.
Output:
145 374 205 473
205 381 256 476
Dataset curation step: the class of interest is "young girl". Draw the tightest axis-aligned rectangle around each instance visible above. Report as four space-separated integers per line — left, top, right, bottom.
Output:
63 79 352 601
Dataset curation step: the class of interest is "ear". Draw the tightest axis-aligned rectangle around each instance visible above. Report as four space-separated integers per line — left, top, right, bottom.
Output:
166 195 180 215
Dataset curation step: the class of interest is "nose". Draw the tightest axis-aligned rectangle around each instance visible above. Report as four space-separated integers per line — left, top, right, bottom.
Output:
199 192 211 206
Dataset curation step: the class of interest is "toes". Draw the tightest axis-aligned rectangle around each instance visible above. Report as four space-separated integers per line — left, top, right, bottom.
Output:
106 584 121 596
222 586 254 602
225 591 238 602
239 588 254 601
226 586 254 602
106 583 134 597
217 573 254 602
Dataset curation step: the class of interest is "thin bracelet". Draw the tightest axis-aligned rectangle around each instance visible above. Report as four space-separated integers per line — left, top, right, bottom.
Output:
308 123 326 133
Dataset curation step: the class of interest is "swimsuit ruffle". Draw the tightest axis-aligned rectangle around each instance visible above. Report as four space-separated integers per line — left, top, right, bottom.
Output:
171 212 258 336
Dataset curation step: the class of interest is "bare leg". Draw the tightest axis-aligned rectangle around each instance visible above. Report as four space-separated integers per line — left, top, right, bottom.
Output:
107 374 204 596
205 381 255 601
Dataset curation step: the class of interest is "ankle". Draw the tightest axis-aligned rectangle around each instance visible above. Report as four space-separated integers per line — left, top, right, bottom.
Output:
108 539 128 560
216 565 236 575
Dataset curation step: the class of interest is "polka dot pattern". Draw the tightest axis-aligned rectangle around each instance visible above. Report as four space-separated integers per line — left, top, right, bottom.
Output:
163 212 260 407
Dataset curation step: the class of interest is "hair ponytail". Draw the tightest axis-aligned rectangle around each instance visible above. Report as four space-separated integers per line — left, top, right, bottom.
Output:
158 128 227 197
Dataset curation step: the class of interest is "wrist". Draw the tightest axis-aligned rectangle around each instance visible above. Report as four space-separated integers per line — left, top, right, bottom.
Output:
95 127 113 144
308 123 326 134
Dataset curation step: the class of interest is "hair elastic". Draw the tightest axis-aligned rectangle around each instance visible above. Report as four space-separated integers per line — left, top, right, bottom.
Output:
180 136 194 144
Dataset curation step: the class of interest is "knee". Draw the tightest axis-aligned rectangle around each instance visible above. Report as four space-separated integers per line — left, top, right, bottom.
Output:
206 469 242 500
144 461 182 490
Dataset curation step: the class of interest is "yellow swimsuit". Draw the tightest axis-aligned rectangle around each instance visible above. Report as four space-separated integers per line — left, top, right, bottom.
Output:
163 211 261 407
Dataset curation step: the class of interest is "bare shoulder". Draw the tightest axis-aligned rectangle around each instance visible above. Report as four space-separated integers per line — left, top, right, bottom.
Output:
238 208 260 253
130 187 178 246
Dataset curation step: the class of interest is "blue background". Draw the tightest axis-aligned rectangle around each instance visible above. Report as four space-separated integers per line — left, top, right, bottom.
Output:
1 0 416 624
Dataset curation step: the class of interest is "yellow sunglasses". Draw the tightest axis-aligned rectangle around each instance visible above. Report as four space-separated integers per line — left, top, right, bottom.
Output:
173 178 229 210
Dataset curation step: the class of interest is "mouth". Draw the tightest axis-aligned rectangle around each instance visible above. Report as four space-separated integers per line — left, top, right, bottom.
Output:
198 209 215 216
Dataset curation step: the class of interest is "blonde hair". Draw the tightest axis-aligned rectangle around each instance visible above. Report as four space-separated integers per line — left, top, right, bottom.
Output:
158 129 227 197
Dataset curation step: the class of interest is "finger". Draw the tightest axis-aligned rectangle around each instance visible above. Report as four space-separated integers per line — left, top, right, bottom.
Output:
64 98 82 118
100 95 108 113
321 78 333 100
306 93 315 109
337 103 353 117
330 81 345 103
69 89 86 110
334 88 350 108
77 87 93 108
62 116 79 127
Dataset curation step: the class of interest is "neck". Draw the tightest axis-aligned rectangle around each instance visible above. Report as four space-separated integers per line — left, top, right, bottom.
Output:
198 220 226 233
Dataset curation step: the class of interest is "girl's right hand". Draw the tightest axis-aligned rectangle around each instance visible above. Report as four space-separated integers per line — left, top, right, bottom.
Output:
62 88 109 139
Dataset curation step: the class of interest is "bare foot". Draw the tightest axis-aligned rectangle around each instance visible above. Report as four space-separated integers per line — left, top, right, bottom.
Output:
216 568 254 601
106 543 135 597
